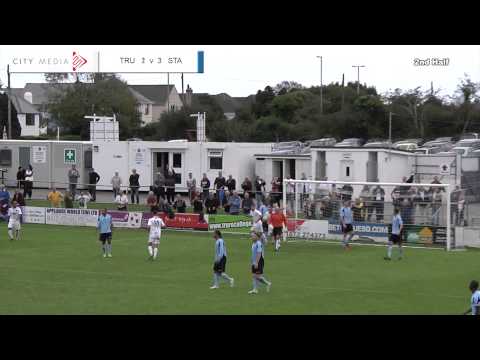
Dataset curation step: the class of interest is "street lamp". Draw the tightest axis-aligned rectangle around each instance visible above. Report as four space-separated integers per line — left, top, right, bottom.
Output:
352 65 365 95
388 111 398 145
316 56 323 114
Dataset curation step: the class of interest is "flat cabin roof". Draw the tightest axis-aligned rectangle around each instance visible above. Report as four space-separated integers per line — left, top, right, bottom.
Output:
310 146 412 155
255 153 311 159
0 140 92 144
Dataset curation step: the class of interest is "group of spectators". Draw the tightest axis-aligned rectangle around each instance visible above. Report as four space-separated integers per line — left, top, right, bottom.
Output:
299 175 466 227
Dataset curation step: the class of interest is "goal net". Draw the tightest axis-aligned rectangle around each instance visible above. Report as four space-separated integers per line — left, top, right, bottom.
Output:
282 179 456 251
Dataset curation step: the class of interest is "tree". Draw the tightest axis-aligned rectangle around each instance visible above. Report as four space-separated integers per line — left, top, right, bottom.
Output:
0 93 21 138
455 75 479 133
274 81 304 95
48 77 140 140
44 72 117 83
252 86 275 118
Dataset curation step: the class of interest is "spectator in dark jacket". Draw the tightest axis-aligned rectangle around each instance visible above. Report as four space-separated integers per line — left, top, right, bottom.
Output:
146 191 159 213
241 177 253 198
165 169 176 205
16 167 25 190
226 175 236 193
254 176 266 205
193 195 204 214
129 169 140 204
173 195 186 213
200 173 210 202
205 192 220 214
214 171 226 207
242 192 254 214
88 168 101 202
228 191 241 215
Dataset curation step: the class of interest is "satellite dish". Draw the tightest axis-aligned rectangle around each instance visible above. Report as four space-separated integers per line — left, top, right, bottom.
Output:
24 91 33 104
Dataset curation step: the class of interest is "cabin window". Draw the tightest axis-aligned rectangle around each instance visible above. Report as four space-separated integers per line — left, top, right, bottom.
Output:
0 149 12 167
208 150 223 170
173 153 182 168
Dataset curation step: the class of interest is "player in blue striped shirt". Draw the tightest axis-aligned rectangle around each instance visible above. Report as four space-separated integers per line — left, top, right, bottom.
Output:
464 280 480 315
340 200 354 250
385 208 403 260
210 230 234 289
97 209 113 258
248 232 271 294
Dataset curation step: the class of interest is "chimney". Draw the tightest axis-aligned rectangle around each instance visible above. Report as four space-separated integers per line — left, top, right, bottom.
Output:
185 85 193 107
24 91 33 104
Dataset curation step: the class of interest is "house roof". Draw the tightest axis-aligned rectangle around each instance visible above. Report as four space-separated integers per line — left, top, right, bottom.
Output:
10 94 40 114
129 85 174 105
184 92 255 114
17 83 75 105
128 87 153 104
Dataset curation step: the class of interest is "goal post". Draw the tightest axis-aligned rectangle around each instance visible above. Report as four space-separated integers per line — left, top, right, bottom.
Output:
282 179 454 251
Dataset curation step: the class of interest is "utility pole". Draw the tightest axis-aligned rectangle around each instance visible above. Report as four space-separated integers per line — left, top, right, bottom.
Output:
316 56 323 114
167 73 170 113
341 73 345 110
181 73 184 94
389 111 397 146
352 65 365 96
7 64 11 139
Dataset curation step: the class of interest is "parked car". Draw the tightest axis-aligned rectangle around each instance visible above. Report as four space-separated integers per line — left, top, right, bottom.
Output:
308 138 337 147
414 146 446 155
460 132 479 140
394 142 419 151
363 140 392 148
334 138 365 147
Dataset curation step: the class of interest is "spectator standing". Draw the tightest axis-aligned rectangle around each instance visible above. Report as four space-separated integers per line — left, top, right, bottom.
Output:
23 165 33 200
200 173 210 202
48 187 63 208
341 184 353 202
173 194 186 213
64 191 74 209
88 168 100 202
228 191 241 215
430 176 445 193
68 165 80 197
270 177 282 207
116 190 129 211
165 169 176 205
371 184 385 222
414 187 429 224
242 192 254 215
129 169 140 204
451 186 466 226
431 188 442 226
223 191 232 213
360 185 372 221
241 177 253 198
146 191 159 213
16 166 25 190
111 171 122 200
186 172 197 205
76 191 91 209
254 176 266 206
226 175 236 193
214 171 226 207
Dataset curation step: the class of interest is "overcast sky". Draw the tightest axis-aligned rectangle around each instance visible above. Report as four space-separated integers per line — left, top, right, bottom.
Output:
1 45 479 98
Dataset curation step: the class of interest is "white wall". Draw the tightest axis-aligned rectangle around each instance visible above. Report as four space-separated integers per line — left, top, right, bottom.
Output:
93 140 273 192
18 113 40 137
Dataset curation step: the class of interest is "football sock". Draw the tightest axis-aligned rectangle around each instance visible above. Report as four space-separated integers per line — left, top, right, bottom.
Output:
348 233 354 242
252 278 258 290
8 229 13 239
107 243 112 254
342 237 348 246
399 246 403 258
221 273 232 282
258 276 270 286
213 274 219 287
153 247 158 258
102 244 106 254
148 245 153 256
387 243 393 258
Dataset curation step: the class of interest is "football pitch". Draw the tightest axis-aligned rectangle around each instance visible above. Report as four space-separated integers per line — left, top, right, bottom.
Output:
0 224 477 314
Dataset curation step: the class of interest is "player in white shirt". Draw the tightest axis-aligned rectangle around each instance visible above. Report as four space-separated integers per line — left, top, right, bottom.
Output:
147 211 166 260
7 201 22 241
250 205 266 245
464 280 480 316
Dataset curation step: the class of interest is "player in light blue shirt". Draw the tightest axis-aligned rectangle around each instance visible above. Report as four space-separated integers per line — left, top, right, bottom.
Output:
248 232 271 294
464 280 480 315
97 209 113 258
385 208 404 260
340 200 354 250
210 230 234 289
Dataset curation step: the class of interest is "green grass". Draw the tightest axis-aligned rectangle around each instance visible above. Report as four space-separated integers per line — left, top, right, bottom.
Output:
0 224 476 314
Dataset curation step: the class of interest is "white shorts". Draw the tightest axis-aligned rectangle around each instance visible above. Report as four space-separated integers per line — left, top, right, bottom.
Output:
8 221 21 231
148 235 161 245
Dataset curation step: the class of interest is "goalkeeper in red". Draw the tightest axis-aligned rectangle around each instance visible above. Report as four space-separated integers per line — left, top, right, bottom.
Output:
269 204 287 252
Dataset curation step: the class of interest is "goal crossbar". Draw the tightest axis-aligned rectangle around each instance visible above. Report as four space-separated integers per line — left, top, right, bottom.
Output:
282 179 453 251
